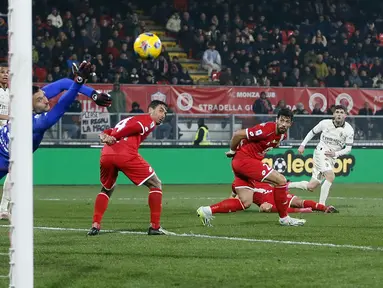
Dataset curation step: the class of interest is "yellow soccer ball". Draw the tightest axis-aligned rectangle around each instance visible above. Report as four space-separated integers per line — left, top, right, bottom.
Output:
133 33 162 59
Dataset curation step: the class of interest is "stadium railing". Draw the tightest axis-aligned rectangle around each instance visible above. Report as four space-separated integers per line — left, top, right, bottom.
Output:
41 113 383 147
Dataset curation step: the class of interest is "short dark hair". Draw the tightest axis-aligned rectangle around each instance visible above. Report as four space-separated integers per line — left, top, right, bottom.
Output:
0 63 8 68
277 108 294 121
148 100 168 110
334 105 347 113
32 85 40 95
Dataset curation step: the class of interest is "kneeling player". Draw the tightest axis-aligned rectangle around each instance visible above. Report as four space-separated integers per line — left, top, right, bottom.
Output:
197 180 338 226
232 180 339 214
87 100 174 236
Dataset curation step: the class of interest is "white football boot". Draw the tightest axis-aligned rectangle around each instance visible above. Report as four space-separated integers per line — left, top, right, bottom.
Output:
197 206 214 227
279 216 306 226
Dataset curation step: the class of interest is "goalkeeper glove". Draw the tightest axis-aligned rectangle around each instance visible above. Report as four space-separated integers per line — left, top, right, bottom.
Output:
91 91 112 107
72 61 92 84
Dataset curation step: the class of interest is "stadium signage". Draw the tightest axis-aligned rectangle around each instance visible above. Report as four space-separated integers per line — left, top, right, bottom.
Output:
44 84 383 115
262 150 355 177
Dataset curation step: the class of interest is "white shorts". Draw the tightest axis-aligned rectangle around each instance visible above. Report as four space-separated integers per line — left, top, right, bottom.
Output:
312 147 335 182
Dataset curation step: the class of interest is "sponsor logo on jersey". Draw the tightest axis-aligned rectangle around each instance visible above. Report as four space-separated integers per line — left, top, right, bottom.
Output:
262 149 355 177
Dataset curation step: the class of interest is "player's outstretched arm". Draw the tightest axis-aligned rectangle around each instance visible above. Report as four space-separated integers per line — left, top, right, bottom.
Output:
299 121 324 152
226 129 247 157
34 81 83 132
41 78 112 107
34 62 92 132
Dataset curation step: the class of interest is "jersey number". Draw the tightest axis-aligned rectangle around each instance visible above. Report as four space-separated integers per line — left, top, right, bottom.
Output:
115 117 133 132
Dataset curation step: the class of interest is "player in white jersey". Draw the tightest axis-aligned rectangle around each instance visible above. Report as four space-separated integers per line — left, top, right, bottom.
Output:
289 105 354 205
0 64 10 220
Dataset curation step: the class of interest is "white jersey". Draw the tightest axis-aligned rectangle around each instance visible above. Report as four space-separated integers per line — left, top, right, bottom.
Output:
312 119 354 152
0 87 9 126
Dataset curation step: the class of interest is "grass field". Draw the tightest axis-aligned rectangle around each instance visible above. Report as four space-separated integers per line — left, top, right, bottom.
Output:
0 184 383 288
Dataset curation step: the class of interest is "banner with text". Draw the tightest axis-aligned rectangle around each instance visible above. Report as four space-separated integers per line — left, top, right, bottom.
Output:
81 112 110 134
43 83 383 115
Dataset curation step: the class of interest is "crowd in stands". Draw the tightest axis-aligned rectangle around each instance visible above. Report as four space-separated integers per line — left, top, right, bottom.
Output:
1 0 383 88
160 0 383 87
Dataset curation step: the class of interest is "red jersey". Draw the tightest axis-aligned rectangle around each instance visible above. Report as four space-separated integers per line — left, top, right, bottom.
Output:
102 114 156 155
236 122 286 160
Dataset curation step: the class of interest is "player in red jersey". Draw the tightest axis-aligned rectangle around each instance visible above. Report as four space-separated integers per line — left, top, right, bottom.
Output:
230 180 339 214
197 108 306 226
87 100 174 236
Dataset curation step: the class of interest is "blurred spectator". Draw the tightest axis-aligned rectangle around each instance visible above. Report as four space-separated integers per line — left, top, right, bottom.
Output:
166 13 181 33
202 41 221 77
193 118 210 146
47 8 63 29
107 83 126 126
358 102 373 139
273 100 286 114
62 99 82 139
0 17 7 36
178 67 193 85
349 69 363 87
312 103 325 115
252 91 272 115
129 102 144 113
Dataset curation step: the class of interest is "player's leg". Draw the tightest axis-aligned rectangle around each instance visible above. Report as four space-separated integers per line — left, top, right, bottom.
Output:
257 192 312 213
119 154 174 235
263 171 306 226
232 157 305 226
0 173 11 219
290 195 339 213
88 155 118 236
288 178 320 191
197 178 250 226
319 170 335 205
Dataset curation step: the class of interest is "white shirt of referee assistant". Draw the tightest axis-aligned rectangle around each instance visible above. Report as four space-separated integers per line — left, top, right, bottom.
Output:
0 87 9 126
301 119 354 181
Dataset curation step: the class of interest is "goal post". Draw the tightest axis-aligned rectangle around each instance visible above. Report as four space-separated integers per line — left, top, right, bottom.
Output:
8 0 33 287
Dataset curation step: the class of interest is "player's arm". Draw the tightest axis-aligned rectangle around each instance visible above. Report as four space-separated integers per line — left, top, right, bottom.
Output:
34 81 83 132
226 124 271 157
34 62 92 132
335 130 354 157
41 78 112 107
0 115 8 121
299 120 324 153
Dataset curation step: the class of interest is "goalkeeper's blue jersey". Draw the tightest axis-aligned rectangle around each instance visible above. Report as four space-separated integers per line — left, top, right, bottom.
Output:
0 78 95 176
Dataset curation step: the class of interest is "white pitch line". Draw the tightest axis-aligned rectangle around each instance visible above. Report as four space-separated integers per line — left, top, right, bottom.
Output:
36 196 383 202
0 225 382 252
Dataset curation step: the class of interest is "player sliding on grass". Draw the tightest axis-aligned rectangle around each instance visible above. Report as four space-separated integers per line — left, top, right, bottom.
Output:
230 180 338 214
289 105 354 205
0 61 111 219
87 100 174 236
197 108 306 226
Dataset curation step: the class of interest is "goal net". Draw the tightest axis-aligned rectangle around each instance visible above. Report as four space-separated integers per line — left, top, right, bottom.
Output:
5 0 33 287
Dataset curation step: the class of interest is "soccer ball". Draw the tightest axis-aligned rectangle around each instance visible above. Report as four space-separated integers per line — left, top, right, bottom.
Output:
273 158 287 173
133 33 162 59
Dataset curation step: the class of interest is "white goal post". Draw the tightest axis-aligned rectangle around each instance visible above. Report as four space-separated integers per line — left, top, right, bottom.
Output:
8 0 33 287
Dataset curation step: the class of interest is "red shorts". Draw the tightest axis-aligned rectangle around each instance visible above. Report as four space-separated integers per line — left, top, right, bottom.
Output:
231 177 296 207
232 155 273 183
100 154 155 189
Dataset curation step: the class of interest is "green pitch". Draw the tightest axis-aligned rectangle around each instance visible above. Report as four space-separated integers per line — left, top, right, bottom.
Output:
1 184 383 288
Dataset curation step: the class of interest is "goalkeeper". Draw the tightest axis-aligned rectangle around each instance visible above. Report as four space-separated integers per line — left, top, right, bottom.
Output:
0 61 111 219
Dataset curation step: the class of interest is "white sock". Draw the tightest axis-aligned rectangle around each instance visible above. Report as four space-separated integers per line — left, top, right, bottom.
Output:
288 181 309 190
319 180 332 205
0 174 11 213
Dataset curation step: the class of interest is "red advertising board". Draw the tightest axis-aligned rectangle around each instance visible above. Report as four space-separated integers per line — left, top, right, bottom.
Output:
43 83 383 115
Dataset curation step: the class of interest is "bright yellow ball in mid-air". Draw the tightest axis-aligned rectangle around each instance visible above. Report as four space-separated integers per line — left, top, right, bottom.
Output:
133 33 162 59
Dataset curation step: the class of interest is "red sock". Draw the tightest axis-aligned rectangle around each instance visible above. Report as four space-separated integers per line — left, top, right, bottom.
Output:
148 188 162 229
273 185 289 218
93 193 110 224
210 198 245 214
303 200 326 212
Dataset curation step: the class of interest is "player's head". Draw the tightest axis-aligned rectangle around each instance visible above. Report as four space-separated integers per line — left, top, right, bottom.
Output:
276 108 293 134
333 105 347 124
32 85 50 114
0 63 9 86
148 100 168 124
